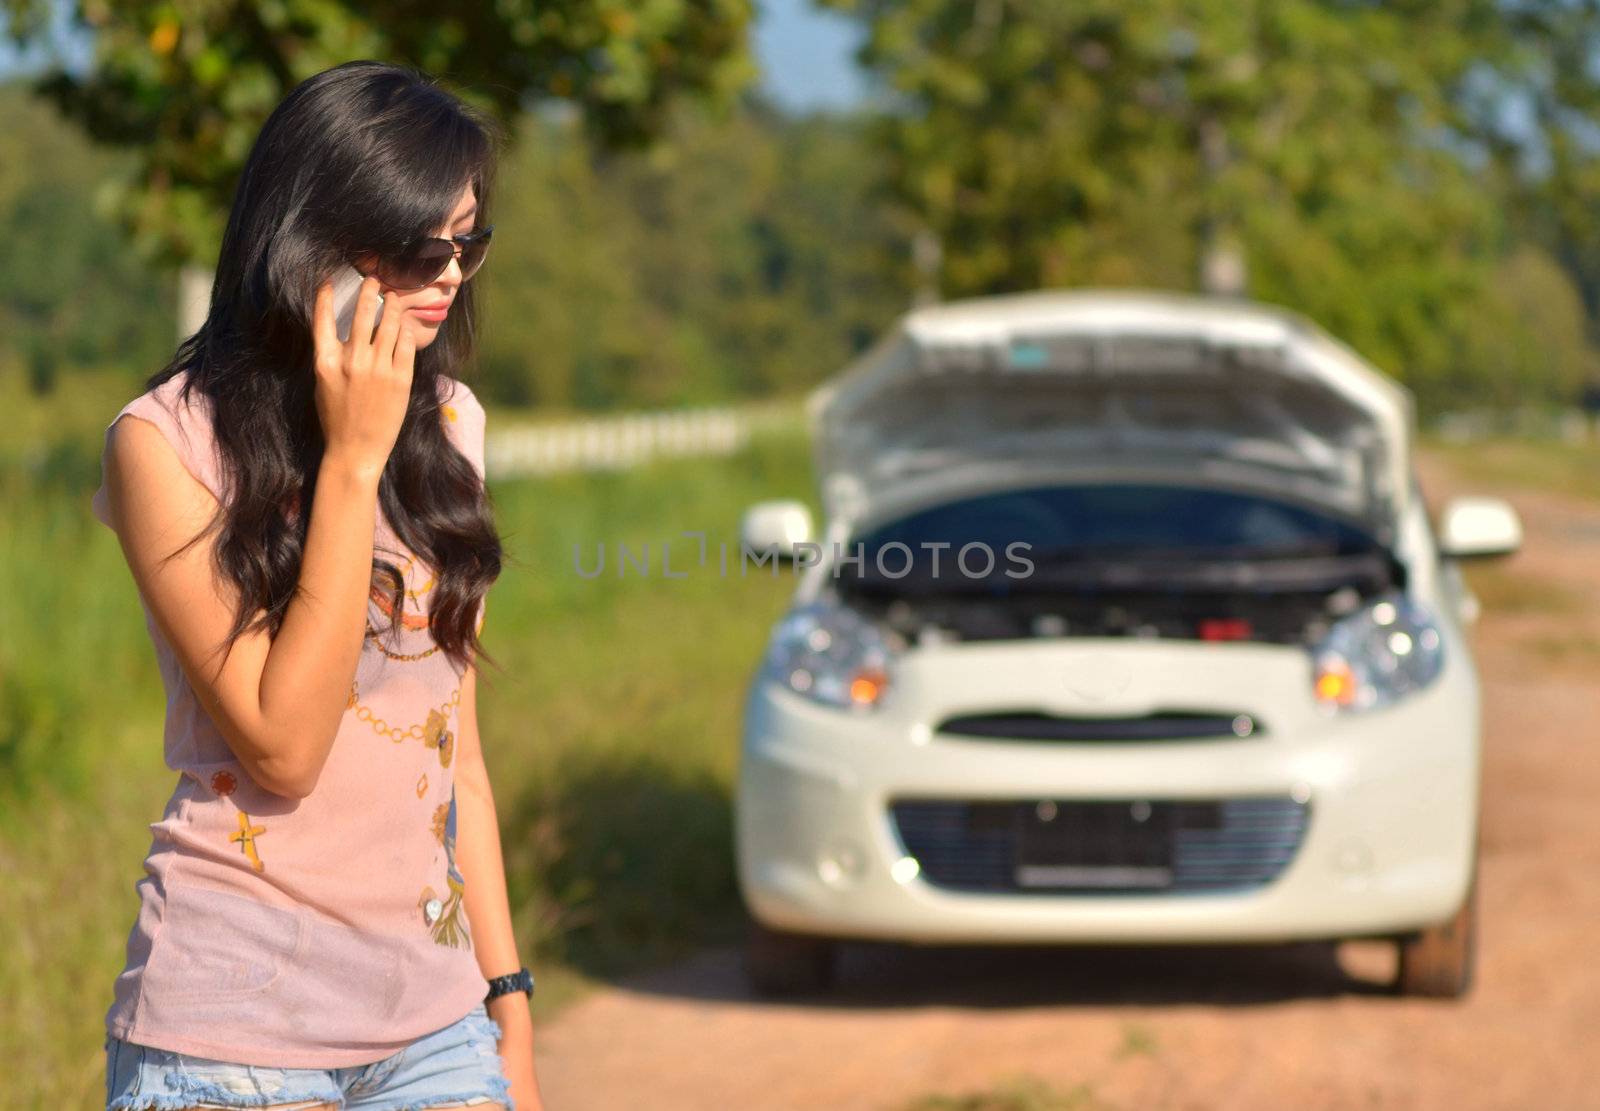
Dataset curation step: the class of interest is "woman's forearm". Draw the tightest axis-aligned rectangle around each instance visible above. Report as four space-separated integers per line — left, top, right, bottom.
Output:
456 739 521 982
107 288 412 802
459 766 544 1111
454 664 545 1109
228 276 413 799
244 454 381 796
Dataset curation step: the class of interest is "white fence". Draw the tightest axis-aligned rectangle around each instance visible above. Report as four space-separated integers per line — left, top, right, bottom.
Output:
483 400 1597 479
484 398 804 478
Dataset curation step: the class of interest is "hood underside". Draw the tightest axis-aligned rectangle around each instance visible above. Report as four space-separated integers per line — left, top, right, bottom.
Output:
808 290 1415 545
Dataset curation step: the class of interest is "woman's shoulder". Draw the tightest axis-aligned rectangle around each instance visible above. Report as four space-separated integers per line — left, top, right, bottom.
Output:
435 375 487 480
92 369 225 527
436 374 484 421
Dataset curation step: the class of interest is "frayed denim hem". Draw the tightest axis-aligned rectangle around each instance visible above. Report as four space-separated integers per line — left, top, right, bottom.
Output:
109 1087 341 1111
106 1003 513 1110
385 1023 515 1110
400 1004 514 1111
107 1072 343 1110
390 1079 514 1111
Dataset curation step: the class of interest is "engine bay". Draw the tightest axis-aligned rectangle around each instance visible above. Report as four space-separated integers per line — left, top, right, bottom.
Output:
828 482 1405 648
840 580 1392 647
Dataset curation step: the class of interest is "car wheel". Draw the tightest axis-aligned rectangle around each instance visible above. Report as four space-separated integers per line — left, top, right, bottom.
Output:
1394 875 1478 998
743 918 837 996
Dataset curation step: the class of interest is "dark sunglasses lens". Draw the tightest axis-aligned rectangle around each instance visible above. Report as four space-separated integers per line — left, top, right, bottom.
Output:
459 235 491 281
380 233 491 288
384 240 455 289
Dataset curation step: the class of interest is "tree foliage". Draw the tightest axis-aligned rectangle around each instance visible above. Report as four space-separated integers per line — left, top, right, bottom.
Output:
0 83 178 394
0 74 909 408
0 0 756 266
818 0 1600 408
476 100 908 409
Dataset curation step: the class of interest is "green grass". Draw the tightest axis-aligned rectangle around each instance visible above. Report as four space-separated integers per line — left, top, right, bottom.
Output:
1518 631 1600 665
0 377 818 1106
484 426 817 984
1457 562 1586 617
1114 1022 1159 1060
1417 431 1600 504
6 394 1589 1106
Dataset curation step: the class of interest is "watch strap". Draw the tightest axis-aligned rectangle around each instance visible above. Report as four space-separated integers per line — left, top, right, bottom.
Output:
484 966 535 1002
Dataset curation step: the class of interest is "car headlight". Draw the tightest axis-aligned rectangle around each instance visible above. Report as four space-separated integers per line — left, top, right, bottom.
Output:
1310 590 1445 712
760 599 897 710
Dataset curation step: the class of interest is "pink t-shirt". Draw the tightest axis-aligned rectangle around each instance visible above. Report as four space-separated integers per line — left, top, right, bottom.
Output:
90 367 493 1067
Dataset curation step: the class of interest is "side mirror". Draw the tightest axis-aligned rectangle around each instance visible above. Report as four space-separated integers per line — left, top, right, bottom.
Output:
740 499 814 561
1437 496 1522 559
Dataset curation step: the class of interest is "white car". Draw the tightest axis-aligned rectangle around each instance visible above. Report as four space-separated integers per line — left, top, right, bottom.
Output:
734 288 1521 998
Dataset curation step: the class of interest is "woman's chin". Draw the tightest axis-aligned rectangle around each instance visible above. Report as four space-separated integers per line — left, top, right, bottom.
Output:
404 316 442 348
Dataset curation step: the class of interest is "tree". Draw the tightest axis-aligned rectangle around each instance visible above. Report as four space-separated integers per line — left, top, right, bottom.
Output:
1 0 756 268
816 0 1600 406
473 100 910 409
0 83 179 384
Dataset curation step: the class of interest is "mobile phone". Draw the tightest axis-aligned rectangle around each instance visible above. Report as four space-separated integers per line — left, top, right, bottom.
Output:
332 265 385 343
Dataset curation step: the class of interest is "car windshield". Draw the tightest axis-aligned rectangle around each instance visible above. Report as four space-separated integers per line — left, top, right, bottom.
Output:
839 483 1382 594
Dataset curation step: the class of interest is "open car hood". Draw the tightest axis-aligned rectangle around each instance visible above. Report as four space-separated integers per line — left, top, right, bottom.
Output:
806 289 1415 546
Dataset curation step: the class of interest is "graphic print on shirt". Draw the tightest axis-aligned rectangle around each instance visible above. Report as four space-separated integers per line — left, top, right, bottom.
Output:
424 704 455 768
418 785 470 949
349 679 462 746
345 546 463 761
365 620 440 660
368 549 443 629
208 768 268 872
230 812 268 872
370 573 433 632
92 374 494 1063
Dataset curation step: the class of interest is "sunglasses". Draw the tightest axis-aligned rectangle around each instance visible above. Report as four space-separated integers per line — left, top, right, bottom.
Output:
368 224 495 291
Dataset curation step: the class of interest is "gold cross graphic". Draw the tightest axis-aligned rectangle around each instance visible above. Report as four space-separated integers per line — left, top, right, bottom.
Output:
229 810 266 872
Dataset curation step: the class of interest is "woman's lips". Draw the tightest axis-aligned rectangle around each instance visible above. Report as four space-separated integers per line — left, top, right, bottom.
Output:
411 301 451 322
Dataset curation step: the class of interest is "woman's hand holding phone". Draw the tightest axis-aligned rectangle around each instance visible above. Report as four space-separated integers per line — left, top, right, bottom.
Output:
106 274 418 800
312 271 415 481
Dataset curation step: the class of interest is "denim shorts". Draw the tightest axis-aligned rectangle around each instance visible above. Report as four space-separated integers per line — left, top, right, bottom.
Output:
104 1003 514 1111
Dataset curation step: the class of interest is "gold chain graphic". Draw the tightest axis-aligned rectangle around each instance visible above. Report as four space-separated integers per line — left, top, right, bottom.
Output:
365 620 440 661
366 554 440 658
348 678 460 748
399 554 438 602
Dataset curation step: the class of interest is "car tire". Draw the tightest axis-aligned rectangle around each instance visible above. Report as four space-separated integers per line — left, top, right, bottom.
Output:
743 918 837 996
1394 873 1478 998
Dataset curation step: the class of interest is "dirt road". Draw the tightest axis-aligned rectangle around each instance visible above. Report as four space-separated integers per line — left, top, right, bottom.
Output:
531 450 1600 1111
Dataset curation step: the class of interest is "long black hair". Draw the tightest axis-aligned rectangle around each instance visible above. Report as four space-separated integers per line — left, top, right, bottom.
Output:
149 60 504 676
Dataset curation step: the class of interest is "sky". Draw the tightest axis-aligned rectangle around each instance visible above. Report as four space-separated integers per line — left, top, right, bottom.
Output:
751 0 871 112
0 0 871 114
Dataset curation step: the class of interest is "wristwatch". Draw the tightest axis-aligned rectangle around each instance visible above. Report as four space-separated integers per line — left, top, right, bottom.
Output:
484 966 535 1003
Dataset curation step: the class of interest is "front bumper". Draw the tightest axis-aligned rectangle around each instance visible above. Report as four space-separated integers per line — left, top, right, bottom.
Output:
735 636 1480 945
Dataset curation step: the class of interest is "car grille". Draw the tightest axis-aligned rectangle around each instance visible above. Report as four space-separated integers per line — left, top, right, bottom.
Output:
935 710 1263 742
888 796 1309 894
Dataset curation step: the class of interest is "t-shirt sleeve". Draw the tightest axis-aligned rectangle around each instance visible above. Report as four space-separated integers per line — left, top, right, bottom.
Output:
91 376 227 529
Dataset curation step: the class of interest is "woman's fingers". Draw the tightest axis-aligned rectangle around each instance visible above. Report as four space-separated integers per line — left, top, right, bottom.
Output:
394 319 417 378
350 274 383 359
312 278 340 375
372 283 406 372
309 267 412 478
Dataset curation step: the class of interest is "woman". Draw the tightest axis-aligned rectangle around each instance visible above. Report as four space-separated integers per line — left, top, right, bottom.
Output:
90 60 544 1110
